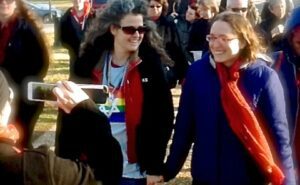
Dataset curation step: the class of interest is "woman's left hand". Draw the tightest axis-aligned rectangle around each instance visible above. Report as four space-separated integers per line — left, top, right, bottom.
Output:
53 81 89 113
146 175 164 185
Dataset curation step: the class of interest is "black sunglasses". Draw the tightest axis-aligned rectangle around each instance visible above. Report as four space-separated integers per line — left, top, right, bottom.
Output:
149 5 162 8
231 7 248 13
118 26 149 35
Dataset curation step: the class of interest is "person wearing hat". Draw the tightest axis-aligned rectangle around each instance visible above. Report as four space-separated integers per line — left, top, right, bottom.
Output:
0 71 122 185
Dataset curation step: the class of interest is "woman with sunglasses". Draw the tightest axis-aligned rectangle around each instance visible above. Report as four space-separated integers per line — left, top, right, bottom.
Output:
147 0 188 88
0 0 49 148
55 0 174 185
163 12 296 185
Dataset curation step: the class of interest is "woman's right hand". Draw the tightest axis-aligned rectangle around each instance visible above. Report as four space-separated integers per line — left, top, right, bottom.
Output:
53 81 89 113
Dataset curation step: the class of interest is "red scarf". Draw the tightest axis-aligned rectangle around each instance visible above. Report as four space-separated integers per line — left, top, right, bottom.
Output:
216 60 285 185
0 15 17 64
71 1 90 30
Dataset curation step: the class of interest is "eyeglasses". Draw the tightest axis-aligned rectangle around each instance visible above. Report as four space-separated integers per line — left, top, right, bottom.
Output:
149 5 162 9
206 34 238 43
231 7 248 13
118 26 149 35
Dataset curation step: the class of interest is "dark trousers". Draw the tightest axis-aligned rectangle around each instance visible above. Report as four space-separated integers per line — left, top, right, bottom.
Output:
119 177 146 185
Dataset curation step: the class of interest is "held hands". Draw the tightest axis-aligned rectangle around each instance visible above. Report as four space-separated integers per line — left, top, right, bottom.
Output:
52 81 89 113
147 175 164 185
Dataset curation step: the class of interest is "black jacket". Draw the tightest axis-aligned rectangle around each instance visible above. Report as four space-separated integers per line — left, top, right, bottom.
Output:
156 16 189 85
187 18 210 54
0 100 122 185
56 38 174 176
1 17 49 148
59 8 94 80
259 13 287 51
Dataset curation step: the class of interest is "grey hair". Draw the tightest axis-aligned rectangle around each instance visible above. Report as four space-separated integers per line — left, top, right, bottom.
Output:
268 0 286 9
80 0 173 65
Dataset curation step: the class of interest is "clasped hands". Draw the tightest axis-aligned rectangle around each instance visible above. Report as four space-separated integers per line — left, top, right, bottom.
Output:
147 175 165 185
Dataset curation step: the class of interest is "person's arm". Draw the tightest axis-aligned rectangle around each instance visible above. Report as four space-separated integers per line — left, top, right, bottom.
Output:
259 70 296 185
23 145 102 185
163 66 196 181
53 81 123 185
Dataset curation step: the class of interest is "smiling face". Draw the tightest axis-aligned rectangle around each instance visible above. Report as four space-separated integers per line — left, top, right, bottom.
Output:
111 14 145 55
209 20 243 67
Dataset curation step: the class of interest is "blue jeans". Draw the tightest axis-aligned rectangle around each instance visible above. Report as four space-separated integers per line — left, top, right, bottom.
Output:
119 177 146 185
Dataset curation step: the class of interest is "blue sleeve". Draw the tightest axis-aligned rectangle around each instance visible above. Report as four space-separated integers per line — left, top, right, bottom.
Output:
260 70 296 185
164 67 196 181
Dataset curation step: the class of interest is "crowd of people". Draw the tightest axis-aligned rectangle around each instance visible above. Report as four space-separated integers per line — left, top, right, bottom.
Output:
1 0 300 184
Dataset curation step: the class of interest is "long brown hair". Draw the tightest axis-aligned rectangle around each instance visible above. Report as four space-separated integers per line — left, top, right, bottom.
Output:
212 12 265 62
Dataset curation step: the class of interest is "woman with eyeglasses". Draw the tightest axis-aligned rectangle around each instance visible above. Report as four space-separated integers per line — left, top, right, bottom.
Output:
55 0 174 185
163 12 296 185
0 0 49 148
147 0 188 88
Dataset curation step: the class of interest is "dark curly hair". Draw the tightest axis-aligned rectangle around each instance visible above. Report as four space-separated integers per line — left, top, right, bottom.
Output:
81 0 173 65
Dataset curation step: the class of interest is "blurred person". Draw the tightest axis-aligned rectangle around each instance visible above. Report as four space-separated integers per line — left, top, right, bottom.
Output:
246 0 261 27
56 0 174 185
259 0 287 51
53 14 61 47
59 0 95 80
168 2 200 63
163 12 296 185
225 0 260 27
270 6 300 180
226 0 248 17
0 71 122 185
147 0 188 88
187 0 219 60
261 0 294 21
0 0 49 148
167 0 190 17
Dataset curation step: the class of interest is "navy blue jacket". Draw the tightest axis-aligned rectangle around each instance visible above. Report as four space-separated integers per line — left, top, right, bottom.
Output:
270 7 300 174
271 7 300 141
165 54 295 184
